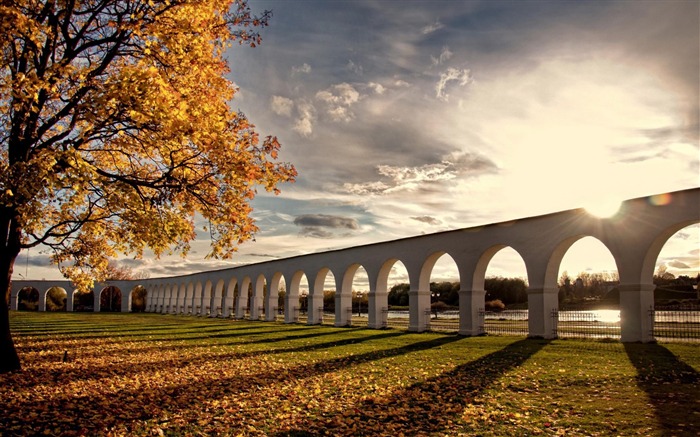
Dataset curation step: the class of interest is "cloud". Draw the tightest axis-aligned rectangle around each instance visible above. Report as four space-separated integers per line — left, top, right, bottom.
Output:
270 95 294 117
367 82 386 95
344 151 498 196
431 46 453 66
293 100 316 136
436 67 473 101
293 214 360 239
292 63 311 74
668 260 691 269
421 19 444 35
294 214 359 230
315 83 361 122
411 216 441 225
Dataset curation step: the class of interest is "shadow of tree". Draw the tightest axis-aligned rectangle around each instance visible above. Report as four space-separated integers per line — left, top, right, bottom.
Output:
12 327 409 390
624 343 700 435
274 338 550 436
3 332 466 436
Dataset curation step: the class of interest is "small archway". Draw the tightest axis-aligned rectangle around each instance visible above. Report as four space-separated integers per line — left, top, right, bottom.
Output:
17 287 39 311
311 268 336 325
549 235 620 340
44 286 68 312
411 252 459 332
250 274 266 321
267 272 285 322
479 246 529 336
73 289 94 312
99 286 122 312
129 286 147 312
338 264 369 327
223 277 237 318
374 259 410 329
285 271 308 323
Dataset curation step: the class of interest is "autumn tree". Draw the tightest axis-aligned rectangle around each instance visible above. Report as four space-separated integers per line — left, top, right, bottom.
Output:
0 1 296 372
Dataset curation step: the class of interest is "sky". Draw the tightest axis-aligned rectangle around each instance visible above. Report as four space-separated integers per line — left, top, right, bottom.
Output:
15 0 699 288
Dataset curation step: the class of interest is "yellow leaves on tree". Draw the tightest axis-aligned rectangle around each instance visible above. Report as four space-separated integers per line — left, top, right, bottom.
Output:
0 0 295 286
0 0 295 372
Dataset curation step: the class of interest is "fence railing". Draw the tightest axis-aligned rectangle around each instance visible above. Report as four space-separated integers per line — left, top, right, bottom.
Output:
552 309 621 340
652 305 700 342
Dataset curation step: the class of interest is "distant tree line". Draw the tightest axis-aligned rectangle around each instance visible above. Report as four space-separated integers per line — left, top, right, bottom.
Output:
388 278 528 309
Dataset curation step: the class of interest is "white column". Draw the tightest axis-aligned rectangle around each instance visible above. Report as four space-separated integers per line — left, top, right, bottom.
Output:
367 288 388 329
235 291 248 319
265 287 278 322
307 290 324 325
458 289 485 336
408 289 431 332
249 285 263 321
619 283 655 343
284 290 299 323
335 291 352 327
526 287 558 339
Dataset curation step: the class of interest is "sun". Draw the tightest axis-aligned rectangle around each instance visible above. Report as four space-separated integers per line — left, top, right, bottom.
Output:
585 198 622 218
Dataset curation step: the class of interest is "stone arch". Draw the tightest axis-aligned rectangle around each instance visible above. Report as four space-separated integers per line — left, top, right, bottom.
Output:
17 287 39 311
338 263 369 326
285 270 308 323
311 268 336 325
212 279 225 317
185 282 195 314
411 252 459 332
266 272 284 322
44 286 68 312
99 286 122 312
129 285 147 312
472 245 529 306
251 274 266 320
223 277 237 318
642 220 699 286
236 276 252 319
192 282 203 315
201 280 213 316
543 235 619 293
369 258 410 329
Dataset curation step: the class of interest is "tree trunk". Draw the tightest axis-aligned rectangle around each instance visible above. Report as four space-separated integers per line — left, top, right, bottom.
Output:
0 213 22 373
0 293 21 373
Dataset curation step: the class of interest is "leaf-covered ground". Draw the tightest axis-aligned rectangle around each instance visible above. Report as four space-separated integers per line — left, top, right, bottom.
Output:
2 312 699 436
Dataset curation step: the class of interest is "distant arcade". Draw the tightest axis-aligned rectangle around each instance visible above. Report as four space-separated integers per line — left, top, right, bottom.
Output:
10 188 700 343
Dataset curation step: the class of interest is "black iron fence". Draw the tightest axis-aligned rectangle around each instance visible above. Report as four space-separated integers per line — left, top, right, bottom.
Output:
552 309 621 340
652 305 700 342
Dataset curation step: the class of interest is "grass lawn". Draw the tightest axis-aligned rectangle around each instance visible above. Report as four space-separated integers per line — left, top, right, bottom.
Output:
3 312 699 436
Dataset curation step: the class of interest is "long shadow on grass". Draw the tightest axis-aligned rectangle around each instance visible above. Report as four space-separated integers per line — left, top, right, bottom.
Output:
274 338 550 436
12 328 409 389
624 343 700 435
1 333 465 435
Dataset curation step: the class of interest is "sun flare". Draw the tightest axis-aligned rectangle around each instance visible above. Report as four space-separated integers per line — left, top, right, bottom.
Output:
585 198 622 218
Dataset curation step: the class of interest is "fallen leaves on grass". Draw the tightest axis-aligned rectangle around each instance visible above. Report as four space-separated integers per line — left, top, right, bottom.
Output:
3 313 698 436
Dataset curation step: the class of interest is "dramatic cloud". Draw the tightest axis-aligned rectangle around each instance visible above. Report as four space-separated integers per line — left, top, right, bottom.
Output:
435 67 473 101
270 95 294 117
294 214 359 230
344 152 498 196
294 214 360 239
411 216 441 225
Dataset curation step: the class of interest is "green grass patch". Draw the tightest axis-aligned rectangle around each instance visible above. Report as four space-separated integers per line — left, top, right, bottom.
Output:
3 311 699 436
